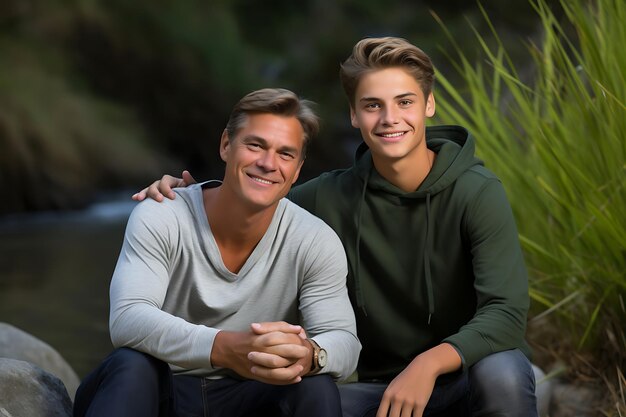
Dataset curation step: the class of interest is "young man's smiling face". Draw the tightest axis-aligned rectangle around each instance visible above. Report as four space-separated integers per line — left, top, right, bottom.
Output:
350 67 435 165
220 112 304 211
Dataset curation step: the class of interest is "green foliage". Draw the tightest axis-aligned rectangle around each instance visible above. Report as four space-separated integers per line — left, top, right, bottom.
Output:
433 0 625 382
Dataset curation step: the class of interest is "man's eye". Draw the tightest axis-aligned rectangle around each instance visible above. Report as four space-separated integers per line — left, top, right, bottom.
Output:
365 103 380 110
247 143 261 149
280 152 295 160
399 100 413 106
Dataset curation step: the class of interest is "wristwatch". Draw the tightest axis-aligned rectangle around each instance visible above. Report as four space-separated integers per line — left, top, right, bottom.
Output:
307 338 328 374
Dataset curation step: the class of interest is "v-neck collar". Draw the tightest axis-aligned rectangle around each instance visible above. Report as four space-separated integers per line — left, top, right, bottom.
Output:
190 182 286 278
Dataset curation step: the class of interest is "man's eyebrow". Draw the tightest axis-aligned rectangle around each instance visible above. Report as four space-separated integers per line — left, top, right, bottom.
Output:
358 92 419 102
241 135 267 144
242 135 301 154
395 92 419 99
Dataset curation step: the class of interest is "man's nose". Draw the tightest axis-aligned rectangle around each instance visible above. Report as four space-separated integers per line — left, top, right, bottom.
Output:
381 107 399 125
257 151 278 170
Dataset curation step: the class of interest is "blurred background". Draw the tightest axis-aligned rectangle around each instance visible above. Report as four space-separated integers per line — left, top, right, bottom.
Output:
1 0 624 413
0 0 549 213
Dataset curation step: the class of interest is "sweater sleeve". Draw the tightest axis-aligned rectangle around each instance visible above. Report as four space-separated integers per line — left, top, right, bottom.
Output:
443 179 530 368
108 200 217 370
297 222 361 381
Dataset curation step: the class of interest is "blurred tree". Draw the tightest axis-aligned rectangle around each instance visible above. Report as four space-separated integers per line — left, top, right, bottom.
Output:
0 0 555 213
0 2 173 214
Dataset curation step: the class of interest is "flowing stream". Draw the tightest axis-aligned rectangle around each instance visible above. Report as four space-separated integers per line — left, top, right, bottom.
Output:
0 194 138 378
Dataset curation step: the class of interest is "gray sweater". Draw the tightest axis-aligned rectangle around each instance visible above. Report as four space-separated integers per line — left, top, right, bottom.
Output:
109 182 360 380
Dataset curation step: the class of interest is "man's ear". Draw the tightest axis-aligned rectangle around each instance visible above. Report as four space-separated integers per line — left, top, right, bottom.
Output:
350 107 359 128
219 130 230 162
426 93 436 118
291 159 304 185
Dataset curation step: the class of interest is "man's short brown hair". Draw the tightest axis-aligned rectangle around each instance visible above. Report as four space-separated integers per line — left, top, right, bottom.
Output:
340 37 435 107
225 88 319 159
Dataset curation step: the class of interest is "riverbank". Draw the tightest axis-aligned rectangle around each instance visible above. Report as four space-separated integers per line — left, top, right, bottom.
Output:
0 194 136 377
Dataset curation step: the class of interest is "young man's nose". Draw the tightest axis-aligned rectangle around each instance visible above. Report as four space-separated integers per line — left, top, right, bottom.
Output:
381 107 400 125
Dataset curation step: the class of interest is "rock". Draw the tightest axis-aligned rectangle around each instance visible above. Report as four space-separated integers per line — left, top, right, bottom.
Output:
0 358 72 417
0 322 80 400
549 380 603 417
532 363 553 417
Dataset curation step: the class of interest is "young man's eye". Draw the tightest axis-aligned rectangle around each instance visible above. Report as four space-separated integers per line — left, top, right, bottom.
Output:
365 103 381 110
399 100 413 106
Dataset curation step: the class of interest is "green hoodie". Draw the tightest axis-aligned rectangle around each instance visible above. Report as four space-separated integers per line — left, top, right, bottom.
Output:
289 125 531 381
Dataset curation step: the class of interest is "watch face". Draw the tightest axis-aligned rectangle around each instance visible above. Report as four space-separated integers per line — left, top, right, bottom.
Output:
318 349 328 367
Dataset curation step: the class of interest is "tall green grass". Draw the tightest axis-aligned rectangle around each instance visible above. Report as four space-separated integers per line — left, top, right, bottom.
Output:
432 0 625 402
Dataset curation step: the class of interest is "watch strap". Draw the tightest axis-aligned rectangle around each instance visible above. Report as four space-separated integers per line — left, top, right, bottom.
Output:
307 338 323 374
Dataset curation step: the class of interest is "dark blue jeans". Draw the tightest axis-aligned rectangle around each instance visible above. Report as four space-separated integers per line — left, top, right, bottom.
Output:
73 348 342 417
339 349 538 417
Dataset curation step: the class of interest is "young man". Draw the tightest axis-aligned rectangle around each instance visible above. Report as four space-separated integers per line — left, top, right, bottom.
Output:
136 37 538 417
74 88 360 417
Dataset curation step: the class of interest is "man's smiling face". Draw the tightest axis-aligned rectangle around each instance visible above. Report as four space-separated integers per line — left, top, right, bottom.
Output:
220 112 304 211
350 67 435 165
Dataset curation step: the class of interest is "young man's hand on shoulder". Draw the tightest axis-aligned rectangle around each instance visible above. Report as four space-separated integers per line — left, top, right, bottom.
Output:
132 170 196 202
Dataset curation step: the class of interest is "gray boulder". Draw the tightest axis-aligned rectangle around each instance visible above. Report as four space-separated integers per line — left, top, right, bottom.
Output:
532 363 553 417
550 379 603 417
0 358 72 417
0 322 80 400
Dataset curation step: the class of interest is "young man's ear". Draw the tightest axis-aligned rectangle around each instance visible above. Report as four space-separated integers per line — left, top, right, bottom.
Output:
426 93 436 118
219 130 230 162
350 106 360 128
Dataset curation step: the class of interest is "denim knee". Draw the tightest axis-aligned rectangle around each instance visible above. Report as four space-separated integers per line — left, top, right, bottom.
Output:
288 375 342 416
339 382 387 417
297 374 339 398
74 348 172 417
102 348 167 381
469 349 538 417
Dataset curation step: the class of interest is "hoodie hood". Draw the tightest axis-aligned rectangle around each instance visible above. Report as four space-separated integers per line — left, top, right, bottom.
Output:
352 125 483 321
353 125 482 197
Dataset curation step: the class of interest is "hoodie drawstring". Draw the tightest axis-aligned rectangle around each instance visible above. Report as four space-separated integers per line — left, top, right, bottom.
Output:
424 192 435 324
354 170 370 316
